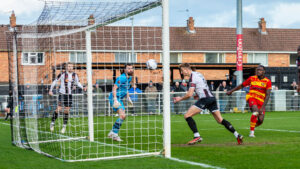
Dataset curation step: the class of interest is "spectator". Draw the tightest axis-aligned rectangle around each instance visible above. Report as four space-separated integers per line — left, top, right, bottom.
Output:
219 81 230 113
128 84 142 115
145 81 158 114
93 83 105 114
290 81 298 90
180 80 188 91
209 81 215 91
171 82 185 114
4 90 13 121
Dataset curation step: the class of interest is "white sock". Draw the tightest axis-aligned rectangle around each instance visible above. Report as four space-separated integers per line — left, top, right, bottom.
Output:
250 130 254 135
194 132 200 138
234 131 239 138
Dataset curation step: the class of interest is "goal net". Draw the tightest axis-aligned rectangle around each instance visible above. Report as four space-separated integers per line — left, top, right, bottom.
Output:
10 0 170 161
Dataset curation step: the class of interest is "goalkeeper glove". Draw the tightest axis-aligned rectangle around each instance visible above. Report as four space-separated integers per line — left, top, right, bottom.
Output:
113 99 121 108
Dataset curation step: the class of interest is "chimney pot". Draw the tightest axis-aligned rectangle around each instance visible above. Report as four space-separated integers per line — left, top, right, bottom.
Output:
259 17 267 34
187 17 195 33
88 14 95 25
10 11 16 28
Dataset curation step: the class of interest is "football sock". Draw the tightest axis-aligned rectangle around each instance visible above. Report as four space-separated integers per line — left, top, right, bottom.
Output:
185 117 199 134
112 118 124 134
250 113 258 131
221 119 237 134
51 112 58 122
63 113 69 125
194 132 200 138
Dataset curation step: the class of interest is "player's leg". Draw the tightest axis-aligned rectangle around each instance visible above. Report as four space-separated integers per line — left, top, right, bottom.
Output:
248 99 259 137
184 105 202 145
108 99 125 141
50 105 61 131
256 105 265 127
61 95 72 134
211 110 243 144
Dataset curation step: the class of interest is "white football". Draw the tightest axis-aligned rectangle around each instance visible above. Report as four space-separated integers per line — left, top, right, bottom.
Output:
146 59 157 70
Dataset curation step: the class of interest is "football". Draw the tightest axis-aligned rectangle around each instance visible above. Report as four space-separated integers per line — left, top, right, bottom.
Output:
146 59 157 70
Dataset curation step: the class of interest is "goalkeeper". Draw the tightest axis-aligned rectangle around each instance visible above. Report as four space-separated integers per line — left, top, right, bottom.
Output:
108 64 134 142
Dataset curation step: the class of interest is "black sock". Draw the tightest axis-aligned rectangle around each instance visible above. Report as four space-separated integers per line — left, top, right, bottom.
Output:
221 119 236 133
185 117 198 134
63 113 69 125
51 112 58 122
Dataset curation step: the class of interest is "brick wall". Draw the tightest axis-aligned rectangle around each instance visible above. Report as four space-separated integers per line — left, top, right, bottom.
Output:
268 53 289 67
0 52 9 83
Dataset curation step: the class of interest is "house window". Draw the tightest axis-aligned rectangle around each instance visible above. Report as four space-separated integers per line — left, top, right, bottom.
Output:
290 54 297 66
70 52 86 63
115 52 136 63
205 53 225 63
170 53 182 63
248 53 268 66
22 52 44 65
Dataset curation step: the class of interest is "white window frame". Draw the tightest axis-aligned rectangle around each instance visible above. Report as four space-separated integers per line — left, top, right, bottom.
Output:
169 53 182 63
204 53 225 63
247 53 268 66
21 52 45 65
114 52 137 63
69 52 87 63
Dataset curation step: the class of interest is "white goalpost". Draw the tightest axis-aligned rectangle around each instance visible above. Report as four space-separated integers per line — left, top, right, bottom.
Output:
10 0 171 161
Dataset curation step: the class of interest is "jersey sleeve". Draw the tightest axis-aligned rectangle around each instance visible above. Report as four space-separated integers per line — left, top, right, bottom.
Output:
189 77 196 88
75 74 83 89
242 77 251 87
114 76 126 87
266 79 272 90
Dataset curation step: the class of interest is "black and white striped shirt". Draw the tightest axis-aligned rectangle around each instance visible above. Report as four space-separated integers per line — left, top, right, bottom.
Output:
50 72 83 95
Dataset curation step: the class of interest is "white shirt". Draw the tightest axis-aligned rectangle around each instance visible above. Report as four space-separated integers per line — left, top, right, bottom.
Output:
189 71 214 99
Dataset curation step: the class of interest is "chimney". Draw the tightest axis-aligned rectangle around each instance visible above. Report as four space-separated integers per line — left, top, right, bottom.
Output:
10 11 16 28
88 14 95 25
258 17 267 35
186 17 195 33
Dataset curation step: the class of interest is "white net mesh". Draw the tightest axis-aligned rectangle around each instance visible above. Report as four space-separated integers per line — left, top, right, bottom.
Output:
12 0 166 161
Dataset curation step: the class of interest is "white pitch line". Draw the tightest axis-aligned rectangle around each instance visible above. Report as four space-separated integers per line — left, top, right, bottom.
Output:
1 122 224 167
167 157 225 169
254 128 300 133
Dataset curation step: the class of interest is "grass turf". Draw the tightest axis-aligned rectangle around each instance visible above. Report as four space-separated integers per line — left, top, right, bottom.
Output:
0 111 300 169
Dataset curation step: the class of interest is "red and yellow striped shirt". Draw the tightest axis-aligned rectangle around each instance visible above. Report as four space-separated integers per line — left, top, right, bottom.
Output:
242 75 272 104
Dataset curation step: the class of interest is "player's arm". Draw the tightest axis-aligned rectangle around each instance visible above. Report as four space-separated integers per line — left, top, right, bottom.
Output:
49 74 61 96
74 74 86 91
173 87 195 103
259 81 272 113
227 77 251 95
112 84 118 100
227 84 243 95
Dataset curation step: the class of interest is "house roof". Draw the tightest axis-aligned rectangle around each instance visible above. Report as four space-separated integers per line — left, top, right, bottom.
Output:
1 25 300 52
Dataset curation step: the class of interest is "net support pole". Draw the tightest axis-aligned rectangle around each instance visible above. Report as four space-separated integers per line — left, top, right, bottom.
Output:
85 30 94 142
162 0 171 158
236 0 243 85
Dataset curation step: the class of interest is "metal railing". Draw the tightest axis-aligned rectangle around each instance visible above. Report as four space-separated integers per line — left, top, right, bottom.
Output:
1 90 300 118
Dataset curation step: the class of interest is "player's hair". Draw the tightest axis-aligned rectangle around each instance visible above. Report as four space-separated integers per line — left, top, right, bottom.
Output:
179 63 192 69
297 45 300 51
258 65 265 70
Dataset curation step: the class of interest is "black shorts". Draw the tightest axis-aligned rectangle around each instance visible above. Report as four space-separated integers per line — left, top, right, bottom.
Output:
194 97 219 113
58 94 72 107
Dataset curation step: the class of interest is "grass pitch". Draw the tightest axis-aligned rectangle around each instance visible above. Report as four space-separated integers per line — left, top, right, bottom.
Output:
0 111 300 169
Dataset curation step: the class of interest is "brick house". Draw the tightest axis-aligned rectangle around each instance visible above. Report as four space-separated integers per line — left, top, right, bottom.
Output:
0 15 299 92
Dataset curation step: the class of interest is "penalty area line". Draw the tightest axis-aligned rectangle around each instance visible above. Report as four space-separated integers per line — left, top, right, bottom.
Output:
166 157 225 169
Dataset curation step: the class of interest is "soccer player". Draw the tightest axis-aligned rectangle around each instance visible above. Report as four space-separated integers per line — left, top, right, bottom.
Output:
173 63 243 145
49 62 85 133
296 46 300 93
227 65 271 137
108 64 134 142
